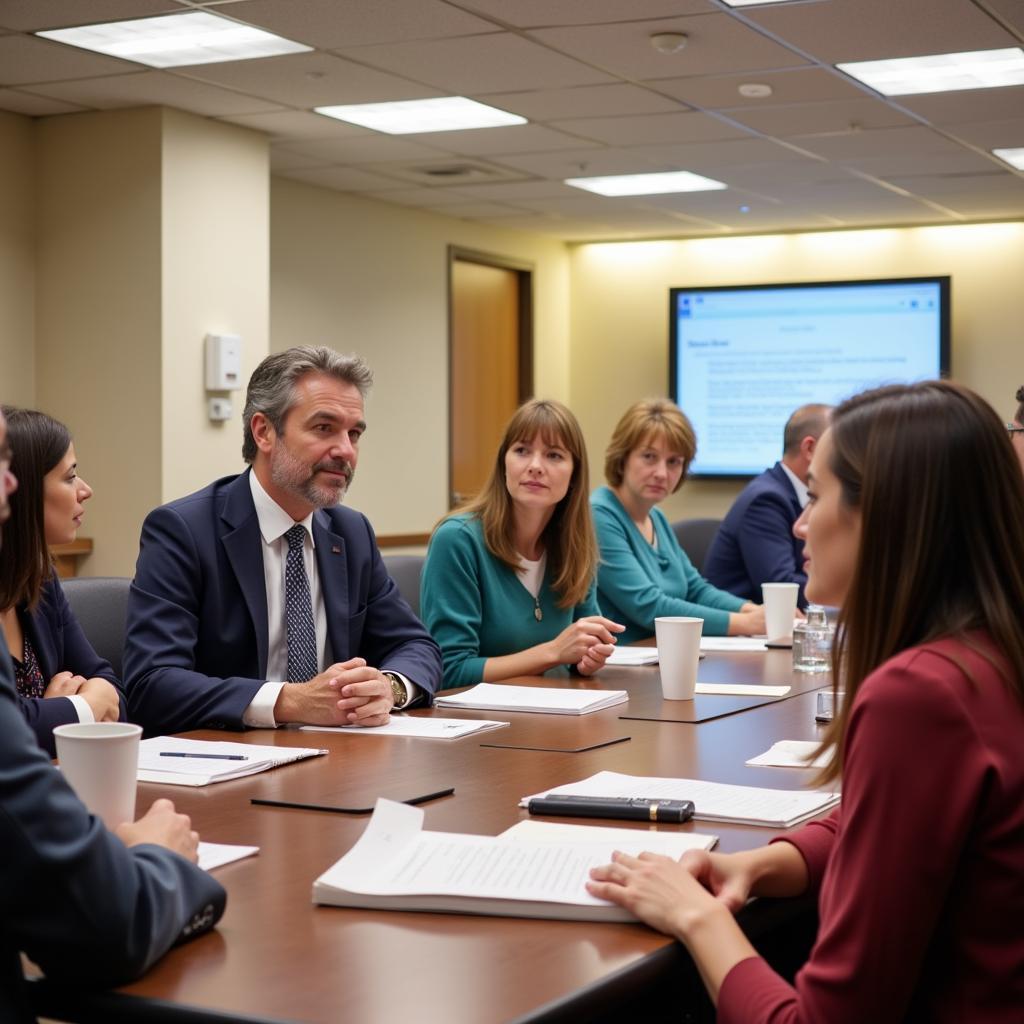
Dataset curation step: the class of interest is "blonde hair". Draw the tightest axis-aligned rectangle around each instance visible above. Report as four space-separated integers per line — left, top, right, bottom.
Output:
604 398 696 493
448 399 597 608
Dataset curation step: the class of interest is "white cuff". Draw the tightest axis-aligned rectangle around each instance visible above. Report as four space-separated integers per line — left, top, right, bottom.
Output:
66 694 95 723
243 682 285 727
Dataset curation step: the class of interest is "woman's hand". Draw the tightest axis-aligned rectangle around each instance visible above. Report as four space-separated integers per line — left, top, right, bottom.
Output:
546 616 623 666
728 605 766 636
115 798 200 861
577 642 615 676
44 671 87 697
78 677 122 722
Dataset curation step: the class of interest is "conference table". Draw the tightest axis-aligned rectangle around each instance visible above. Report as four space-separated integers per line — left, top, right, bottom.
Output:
29 648 834 1024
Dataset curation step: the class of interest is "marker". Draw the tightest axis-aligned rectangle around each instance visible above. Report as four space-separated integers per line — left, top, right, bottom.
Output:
527 795 694 823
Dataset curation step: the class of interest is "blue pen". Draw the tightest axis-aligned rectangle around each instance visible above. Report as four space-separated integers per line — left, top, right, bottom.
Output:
160 752 248 761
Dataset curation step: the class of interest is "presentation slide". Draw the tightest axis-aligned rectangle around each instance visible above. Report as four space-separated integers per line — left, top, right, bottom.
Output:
671 280 947 476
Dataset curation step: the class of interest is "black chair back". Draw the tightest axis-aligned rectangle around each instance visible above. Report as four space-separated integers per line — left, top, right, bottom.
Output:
61 576 132 679
670 518 722 576
382 555 425 618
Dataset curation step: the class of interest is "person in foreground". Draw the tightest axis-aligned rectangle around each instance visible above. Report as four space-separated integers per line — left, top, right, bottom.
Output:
1009 384 1024 475
421 399 622 690
0 408 225 1023
0 408 124 756
588 381 1024 1022
125 347 441 735
704 403 830 608
592 399 765 643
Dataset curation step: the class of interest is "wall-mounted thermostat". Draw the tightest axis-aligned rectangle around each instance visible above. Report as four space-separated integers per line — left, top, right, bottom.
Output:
205 333 242 391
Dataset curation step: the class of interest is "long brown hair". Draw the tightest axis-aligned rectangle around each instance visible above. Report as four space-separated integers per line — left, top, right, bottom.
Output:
447 399 598 608
817 381 1024 784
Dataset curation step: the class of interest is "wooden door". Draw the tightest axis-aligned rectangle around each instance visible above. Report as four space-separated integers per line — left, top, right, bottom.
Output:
449 250 532 507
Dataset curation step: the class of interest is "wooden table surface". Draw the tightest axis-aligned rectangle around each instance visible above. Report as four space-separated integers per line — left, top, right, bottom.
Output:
30 652 834 1024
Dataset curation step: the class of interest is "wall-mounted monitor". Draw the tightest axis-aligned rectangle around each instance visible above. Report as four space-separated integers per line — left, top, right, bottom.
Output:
669 276 950 478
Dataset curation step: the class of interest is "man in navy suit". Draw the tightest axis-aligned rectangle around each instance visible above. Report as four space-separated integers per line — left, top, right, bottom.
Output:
704 404 830 609
0 408 225 1022
125 347 441 736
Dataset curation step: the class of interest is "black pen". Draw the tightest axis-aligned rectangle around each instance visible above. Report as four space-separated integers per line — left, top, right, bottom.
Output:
160 752 249 761
527 795 694 823
251 787 455 815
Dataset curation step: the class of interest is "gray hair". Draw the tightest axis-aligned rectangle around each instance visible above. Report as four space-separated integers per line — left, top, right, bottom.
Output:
242 347 373 463
782 403 831 456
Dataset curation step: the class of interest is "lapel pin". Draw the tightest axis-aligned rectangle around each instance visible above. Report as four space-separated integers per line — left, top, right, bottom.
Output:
331 545 341 554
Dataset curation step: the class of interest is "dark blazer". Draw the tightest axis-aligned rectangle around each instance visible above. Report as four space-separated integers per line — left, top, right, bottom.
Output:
17 575 127 758
124 470 442 735
0 634 225 1024
704 461 808 608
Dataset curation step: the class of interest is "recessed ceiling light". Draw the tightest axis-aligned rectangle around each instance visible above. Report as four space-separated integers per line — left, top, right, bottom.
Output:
36 11 310 68
564 171 726 196
837 48 1024 96
315 97 526 134
992 147 1024 170
738 83 773 99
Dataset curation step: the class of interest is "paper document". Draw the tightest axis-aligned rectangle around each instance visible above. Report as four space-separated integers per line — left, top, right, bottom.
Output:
300 717 510 740
137 737 326 786
521 771 839 829
501 819 718 853
746 740 834 770
198 842 259 871
695 683 790 697
435 683 627 716
699 637 768 652
314 799 680 921
605 646 659 666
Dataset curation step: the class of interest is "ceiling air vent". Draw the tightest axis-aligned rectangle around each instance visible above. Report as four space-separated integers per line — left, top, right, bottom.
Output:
411 162 501 182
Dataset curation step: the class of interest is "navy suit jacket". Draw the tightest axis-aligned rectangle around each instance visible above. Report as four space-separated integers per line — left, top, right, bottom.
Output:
124 470 442 735
17 575 127 758
0 633 225 1023
704 461 808 608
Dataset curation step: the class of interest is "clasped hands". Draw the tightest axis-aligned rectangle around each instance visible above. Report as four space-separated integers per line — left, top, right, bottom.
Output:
274 657 394 727
547 616 625 675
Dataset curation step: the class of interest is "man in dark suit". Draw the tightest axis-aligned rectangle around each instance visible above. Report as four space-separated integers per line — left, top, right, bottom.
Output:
704 404 831 609
0 408 225 1023
125 347 442 735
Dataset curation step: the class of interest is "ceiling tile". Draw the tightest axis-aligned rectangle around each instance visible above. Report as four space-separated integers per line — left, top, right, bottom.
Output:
439 179 582 200
220 109 370 139
931 194 1024 218
551 110 754 146
984 0 1024 35
358 186 478 207
269 147 332 171
452 0 712 28
895 85 1024 126
744 0 1017 63
413 200 528 218
883 172 1024 198
277 164 409 191
224 0 498 48
351 157 527 186
275 133 448 164
178 51 440 106
481 83 683 120
492 147 665 178
941 117 1024 149
836 152 1004 176
335 33 616 93
0 87 85 114
792 125 976 161
652 67 867 109
529 13 808 82
0 0 178 32
408 123 599 156
628 136 820 170
28 69 284 115
0 32 139 84
726 97 916 137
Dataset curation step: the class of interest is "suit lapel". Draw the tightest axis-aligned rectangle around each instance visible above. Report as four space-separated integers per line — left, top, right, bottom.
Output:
314 513 349 663
219 471 270 676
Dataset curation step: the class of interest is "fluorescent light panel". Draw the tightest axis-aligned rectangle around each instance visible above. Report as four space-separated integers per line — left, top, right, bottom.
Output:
315 97 526 134
992 147 1024 170
837 48 1024 96
565 171 726 197
36 11 311 68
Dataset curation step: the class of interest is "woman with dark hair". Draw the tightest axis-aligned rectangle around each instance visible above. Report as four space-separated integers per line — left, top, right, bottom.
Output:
0 408 123 755
588 381 1024 1022
421 399 622 690
592 398 764 642
1009 384 1024 474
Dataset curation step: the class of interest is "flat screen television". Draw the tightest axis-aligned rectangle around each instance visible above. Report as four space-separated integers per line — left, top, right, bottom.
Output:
669 276 950 478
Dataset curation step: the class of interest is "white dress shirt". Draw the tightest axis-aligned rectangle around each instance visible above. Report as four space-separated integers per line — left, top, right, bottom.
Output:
780 461 810 509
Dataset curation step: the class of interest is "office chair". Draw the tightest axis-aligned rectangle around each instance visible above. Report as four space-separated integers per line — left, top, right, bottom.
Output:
670 518 722 575
61 576 132 679
382 555 425 618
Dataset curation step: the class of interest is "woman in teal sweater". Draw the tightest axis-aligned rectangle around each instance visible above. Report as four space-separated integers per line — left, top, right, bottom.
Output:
421 399 623 690
592 399 765 643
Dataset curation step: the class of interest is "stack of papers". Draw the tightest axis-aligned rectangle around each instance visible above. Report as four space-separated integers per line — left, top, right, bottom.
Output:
605 646 659 666
301 717 509 740
500 819 718 853
746 740 834 770
313 800 706 922
695 683 790 697
198 842 259 871
435 683 627 716
137 737 326 787
699 637 768 652
522 771 840 829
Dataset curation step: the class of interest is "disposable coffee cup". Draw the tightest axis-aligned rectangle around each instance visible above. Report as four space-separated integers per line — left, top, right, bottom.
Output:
654 616 703 700
53 722 142 830
762 582 800 643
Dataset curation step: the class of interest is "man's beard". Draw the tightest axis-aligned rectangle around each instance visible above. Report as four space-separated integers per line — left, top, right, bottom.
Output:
270 441 353 509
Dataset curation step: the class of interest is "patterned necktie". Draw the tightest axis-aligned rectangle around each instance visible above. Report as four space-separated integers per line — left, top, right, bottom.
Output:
284 524 318 683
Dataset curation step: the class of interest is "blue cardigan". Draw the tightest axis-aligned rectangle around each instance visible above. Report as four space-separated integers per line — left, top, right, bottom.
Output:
591 486 744 643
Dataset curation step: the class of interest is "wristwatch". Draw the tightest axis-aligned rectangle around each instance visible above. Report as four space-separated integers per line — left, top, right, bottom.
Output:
382 671 408 709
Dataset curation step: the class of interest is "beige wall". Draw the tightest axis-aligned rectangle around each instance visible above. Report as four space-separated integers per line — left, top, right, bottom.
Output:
0 111 35 405
161 109 270 502
569 222 1024 522
270 177 571 535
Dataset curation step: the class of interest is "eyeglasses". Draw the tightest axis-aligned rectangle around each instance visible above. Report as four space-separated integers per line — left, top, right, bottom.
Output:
1007 423 1024 436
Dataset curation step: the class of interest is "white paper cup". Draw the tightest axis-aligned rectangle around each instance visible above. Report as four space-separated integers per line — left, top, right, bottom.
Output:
762 583 800 643
654 616 703 700
54 722 142 830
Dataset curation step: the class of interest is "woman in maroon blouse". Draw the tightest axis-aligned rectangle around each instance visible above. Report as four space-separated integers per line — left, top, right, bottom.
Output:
589 381 1024 1023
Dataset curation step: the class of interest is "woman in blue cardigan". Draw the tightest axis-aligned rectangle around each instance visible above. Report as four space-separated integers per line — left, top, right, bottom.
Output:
421 399 623 690
0 408 124 755
592 399 764 643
